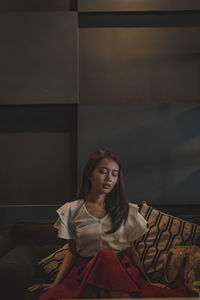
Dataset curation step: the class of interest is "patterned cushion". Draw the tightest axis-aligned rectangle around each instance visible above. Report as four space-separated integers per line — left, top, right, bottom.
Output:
38 244 68 281
135 203 200 283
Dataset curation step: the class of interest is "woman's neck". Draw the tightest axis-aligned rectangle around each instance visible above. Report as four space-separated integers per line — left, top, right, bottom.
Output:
85 193 106 207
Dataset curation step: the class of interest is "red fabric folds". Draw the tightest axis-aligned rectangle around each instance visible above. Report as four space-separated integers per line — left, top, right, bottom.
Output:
38 248 188 300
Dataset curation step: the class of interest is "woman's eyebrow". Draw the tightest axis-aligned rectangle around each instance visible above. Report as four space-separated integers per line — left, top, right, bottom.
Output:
99 166 119 172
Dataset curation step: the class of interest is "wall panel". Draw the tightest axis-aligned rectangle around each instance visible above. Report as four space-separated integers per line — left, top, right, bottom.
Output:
78 0 200 12
79 25 200 104
0 12 77 104
0 105 77 205
78 104 200 205
0 132 76 205
0 0 72 11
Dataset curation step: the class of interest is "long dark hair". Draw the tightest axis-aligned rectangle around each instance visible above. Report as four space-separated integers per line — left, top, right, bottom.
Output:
77 148 129 233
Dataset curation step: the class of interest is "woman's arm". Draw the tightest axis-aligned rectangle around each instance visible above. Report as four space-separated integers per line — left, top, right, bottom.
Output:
129 241 150 282
52 242 76 286
129 242 166 288
28 239 77 292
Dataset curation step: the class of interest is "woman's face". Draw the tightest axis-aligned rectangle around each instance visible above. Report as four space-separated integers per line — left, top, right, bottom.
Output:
89 158 119 195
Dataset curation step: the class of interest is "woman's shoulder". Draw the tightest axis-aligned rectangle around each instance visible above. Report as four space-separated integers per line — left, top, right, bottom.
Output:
57 199 84 216
128 202 139 214
125 203 149 240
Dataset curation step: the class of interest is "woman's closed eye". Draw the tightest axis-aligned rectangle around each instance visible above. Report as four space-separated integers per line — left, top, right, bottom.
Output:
112 172 118 177
99 169 107 174
99 171 118 178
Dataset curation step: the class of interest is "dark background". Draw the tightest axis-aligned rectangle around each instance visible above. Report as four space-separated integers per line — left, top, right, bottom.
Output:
1 0 200 227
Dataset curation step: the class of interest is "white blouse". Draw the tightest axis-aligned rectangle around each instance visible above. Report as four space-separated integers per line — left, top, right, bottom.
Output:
54 199 148 257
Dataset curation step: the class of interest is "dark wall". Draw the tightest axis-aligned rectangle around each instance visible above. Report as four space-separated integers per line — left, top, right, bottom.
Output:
1 1 200 227
78 104 200 205
79 23 200 104
78 8 200 205
0 105 77 205
0 12 77 105
0 0 74 11
0 3 78 226
78 0 200 12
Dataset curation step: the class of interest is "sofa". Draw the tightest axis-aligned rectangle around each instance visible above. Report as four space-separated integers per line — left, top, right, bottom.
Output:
0 220 65 300
0 203 200 300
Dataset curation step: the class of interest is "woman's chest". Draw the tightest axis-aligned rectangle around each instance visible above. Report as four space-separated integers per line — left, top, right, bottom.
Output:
85 207 107 219
72 216 127 244
71 205 127 245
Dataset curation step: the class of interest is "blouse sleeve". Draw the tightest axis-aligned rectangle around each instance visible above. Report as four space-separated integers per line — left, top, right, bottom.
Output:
53 202 76 240
125 203 149 241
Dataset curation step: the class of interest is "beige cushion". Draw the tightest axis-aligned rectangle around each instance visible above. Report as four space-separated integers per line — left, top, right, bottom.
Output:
135 203 200 283
38 244 68 281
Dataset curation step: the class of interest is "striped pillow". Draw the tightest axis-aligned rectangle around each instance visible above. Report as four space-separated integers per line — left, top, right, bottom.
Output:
38 244 68 281
135 203 200 283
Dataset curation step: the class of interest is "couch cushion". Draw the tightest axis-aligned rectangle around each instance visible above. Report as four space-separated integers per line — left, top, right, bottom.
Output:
38 243 68 281
135 203 200 283
12 221 65 247
0 243 38 298
0 227 12 258
178 214 200 225
38 244 63 260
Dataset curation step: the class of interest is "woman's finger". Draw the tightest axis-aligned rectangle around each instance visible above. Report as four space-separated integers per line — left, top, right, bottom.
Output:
28 283 53 292
42 284 52 291
42 287 50 291
27 284 42 292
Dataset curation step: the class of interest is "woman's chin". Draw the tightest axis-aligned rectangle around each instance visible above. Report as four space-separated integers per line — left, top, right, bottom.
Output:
101 188 112 194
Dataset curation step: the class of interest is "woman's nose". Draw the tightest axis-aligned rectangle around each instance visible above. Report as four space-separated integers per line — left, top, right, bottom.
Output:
105 172 112 181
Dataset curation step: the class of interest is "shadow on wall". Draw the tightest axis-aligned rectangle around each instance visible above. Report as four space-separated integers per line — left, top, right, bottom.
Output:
79 103 200 205
115 103 200 205
169 104 200 204
171 104 200 145
171 169 200 203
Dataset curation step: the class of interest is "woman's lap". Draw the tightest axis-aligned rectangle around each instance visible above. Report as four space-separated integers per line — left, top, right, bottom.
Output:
38 248 188 300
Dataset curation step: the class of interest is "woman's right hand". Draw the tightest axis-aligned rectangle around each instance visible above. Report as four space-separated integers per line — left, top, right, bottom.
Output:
27 283 54 292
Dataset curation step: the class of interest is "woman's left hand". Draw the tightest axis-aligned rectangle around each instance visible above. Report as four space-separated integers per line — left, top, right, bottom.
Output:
41 283 54 291
27 283 54 292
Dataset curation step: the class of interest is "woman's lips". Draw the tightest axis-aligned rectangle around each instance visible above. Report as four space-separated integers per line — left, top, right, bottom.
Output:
103 184 111 189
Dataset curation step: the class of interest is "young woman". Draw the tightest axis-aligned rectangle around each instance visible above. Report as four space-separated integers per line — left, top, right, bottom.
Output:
28 148 188 299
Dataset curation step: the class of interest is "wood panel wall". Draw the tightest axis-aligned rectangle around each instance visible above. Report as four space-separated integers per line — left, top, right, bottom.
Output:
1 0 200 226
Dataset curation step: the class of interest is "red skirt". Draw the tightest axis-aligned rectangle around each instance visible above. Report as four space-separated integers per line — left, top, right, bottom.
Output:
38 248 188 299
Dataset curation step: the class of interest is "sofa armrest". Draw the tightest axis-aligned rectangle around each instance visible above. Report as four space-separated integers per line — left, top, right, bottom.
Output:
0 243 39 298
0 227 13 258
